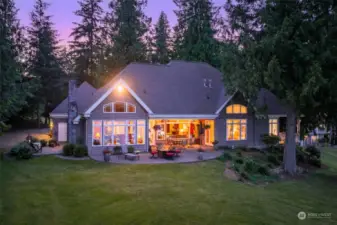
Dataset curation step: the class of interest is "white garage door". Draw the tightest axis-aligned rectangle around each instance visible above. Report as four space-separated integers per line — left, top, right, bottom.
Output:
58 122 68 142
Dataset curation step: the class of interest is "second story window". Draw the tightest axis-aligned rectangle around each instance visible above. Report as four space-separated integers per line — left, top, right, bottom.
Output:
103 102 136 113
226 104 247 114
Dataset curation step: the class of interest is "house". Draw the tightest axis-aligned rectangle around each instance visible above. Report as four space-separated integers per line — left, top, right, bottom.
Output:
50 61 288 156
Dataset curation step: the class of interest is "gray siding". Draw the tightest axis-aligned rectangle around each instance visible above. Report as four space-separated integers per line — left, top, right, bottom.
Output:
215 94 270 147
87 89 149 156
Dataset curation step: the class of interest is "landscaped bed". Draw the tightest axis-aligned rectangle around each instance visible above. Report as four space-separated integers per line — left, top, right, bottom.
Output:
1 149 337 225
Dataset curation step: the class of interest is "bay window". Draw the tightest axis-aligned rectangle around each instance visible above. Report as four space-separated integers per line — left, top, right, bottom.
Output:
93 119 146 146
226 119 247 141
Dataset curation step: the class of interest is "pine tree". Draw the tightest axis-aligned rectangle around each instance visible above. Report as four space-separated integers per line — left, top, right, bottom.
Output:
0 0 34 133
153 11 171 64
173 0 220 67
106 0 149 71
222 0 337 173
70 0 103 87
28 0 65 125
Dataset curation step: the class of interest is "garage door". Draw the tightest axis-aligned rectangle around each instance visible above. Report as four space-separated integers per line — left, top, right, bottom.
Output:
58 122 68 142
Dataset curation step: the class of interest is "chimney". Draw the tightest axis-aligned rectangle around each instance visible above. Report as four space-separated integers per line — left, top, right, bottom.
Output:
68 80 77 144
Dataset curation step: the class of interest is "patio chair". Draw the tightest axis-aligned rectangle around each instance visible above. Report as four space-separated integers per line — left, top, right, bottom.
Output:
149 146 158 159
164 151 175 159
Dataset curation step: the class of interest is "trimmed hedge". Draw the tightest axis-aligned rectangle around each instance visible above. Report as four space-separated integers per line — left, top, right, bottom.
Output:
63 143 75 156
127 146 135 154
74 145 88 157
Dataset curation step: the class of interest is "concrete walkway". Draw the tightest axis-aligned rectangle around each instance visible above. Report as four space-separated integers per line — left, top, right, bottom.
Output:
90 150 223 164
34 145 63 156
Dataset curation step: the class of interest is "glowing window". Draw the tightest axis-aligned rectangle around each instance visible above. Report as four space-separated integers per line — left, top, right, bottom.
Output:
103 104 112 113
127 103 136 113
92 120 102 146
226 119 247 141
269 119 278 136
226 104 247 114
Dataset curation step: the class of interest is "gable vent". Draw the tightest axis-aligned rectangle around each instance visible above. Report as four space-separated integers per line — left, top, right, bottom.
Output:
208 79 212 88
204 79 208 87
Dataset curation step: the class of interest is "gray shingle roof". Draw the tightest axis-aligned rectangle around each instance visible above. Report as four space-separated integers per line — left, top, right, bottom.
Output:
51 81 96 114
118 61 231 114
52 61 288 116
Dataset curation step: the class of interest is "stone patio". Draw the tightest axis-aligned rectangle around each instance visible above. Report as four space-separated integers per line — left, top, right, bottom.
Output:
90 150 224 164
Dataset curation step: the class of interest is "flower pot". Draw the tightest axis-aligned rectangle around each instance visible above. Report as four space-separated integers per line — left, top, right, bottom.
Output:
103 154 111 162
198 152 203 160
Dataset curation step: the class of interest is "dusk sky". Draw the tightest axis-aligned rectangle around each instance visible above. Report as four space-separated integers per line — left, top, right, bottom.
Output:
16 0 223 44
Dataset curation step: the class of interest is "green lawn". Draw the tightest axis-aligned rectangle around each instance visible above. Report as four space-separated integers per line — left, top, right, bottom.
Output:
1 150 337 225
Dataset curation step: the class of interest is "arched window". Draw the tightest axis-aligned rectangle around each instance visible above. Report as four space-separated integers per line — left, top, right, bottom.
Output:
226 104 247 114
103 103 112 113
103 102 136 113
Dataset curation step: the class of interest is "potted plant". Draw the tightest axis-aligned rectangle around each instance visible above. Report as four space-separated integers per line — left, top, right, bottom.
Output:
103 148 111 162
197 148 204 160
212 140 219 150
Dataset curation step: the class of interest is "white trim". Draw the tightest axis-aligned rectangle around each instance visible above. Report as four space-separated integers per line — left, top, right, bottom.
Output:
215 91 237 115
149 114 218 119
50 113 68 118
73 115 81 124
268 114 286 118
103 102 137 114
84 78 153 117
225 119 247 141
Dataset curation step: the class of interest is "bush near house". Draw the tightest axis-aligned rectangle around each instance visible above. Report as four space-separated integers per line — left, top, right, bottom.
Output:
74 145 88 158
10 142 34 160
63 144 76 156
113 146 123 155
40 139 48 147
261 134 280 147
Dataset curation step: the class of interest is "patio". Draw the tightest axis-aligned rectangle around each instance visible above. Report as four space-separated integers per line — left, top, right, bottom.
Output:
90 149 223 164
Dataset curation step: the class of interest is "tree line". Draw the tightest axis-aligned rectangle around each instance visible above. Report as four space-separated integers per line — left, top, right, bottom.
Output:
1 0 337 174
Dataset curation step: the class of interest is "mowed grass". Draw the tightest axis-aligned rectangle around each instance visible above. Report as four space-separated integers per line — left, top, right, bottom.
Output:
1 150 337 225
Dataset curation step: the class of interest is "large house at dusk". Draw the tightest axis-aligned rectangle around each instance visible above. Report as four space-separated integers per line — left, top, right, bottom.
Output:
50 60 288 156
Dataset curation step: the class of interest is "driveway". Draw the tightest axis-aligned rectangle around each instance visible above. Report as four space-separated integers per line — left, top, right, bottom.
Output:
0 128 50 150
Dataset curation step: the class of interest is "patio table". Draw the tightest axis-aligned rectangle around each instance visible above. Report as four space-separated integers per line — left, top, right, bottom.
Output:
158 148 176 159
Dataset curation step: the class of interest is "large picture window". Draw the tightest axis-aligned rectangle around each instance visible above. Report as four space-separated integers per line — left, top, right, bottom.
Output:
103 102 136 113
269 119 278 136
93 119 145 146
226 119 247 141
226 104 247 114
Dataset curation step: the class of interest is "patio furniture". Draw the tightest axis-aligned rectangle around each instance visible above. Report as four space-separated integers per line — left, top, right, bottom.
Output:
149 146 158 158
164 151 175 159
125 153 140 161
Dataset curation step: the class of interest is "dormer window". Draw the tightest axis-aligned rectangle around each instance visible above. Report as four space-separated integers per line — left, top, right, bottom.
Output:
103 102 136 113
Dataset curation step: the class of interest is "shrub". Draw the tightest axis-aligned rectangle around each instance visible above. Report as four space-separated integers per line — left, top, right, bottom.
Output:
113 146 123 155
236 145 248 152
248 147 260 152
236 151 242 157
277 154 283 162
267 163 273 168
257 166 270 175
222 152 233 161
235 158 244 164
261 134 280 147
127 146 135 154
308 157 321 168
240 171 249 180
73 145 88 157
305 146 321 159
233 164 241 172
63 143 75 156
10 142 34 160
244 160 258 173
40 139 48 147
267 154 280 166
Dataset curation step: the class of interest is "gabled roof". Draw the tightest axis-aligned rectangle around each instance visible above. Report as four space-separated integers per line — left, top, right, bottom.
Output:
111 60 232 114
51 81 96 114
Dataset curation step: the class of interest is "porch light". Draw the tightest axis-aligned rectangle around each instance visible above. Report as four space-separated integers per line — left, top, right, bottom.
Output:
117 85 124 92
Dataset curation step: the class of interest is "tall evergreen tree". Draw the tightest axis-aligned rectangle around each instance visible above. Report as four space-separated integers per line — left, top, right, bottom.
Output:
153 11 171 64
28 0 65 125
0 0 34 133
106 0 149 72
222 0 337 173
173 0 220 67
70 0 103 87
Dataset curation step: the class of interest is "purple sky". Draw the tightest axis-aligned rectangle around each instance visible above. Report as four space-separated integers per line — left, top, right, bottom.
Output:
16 0 223 44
